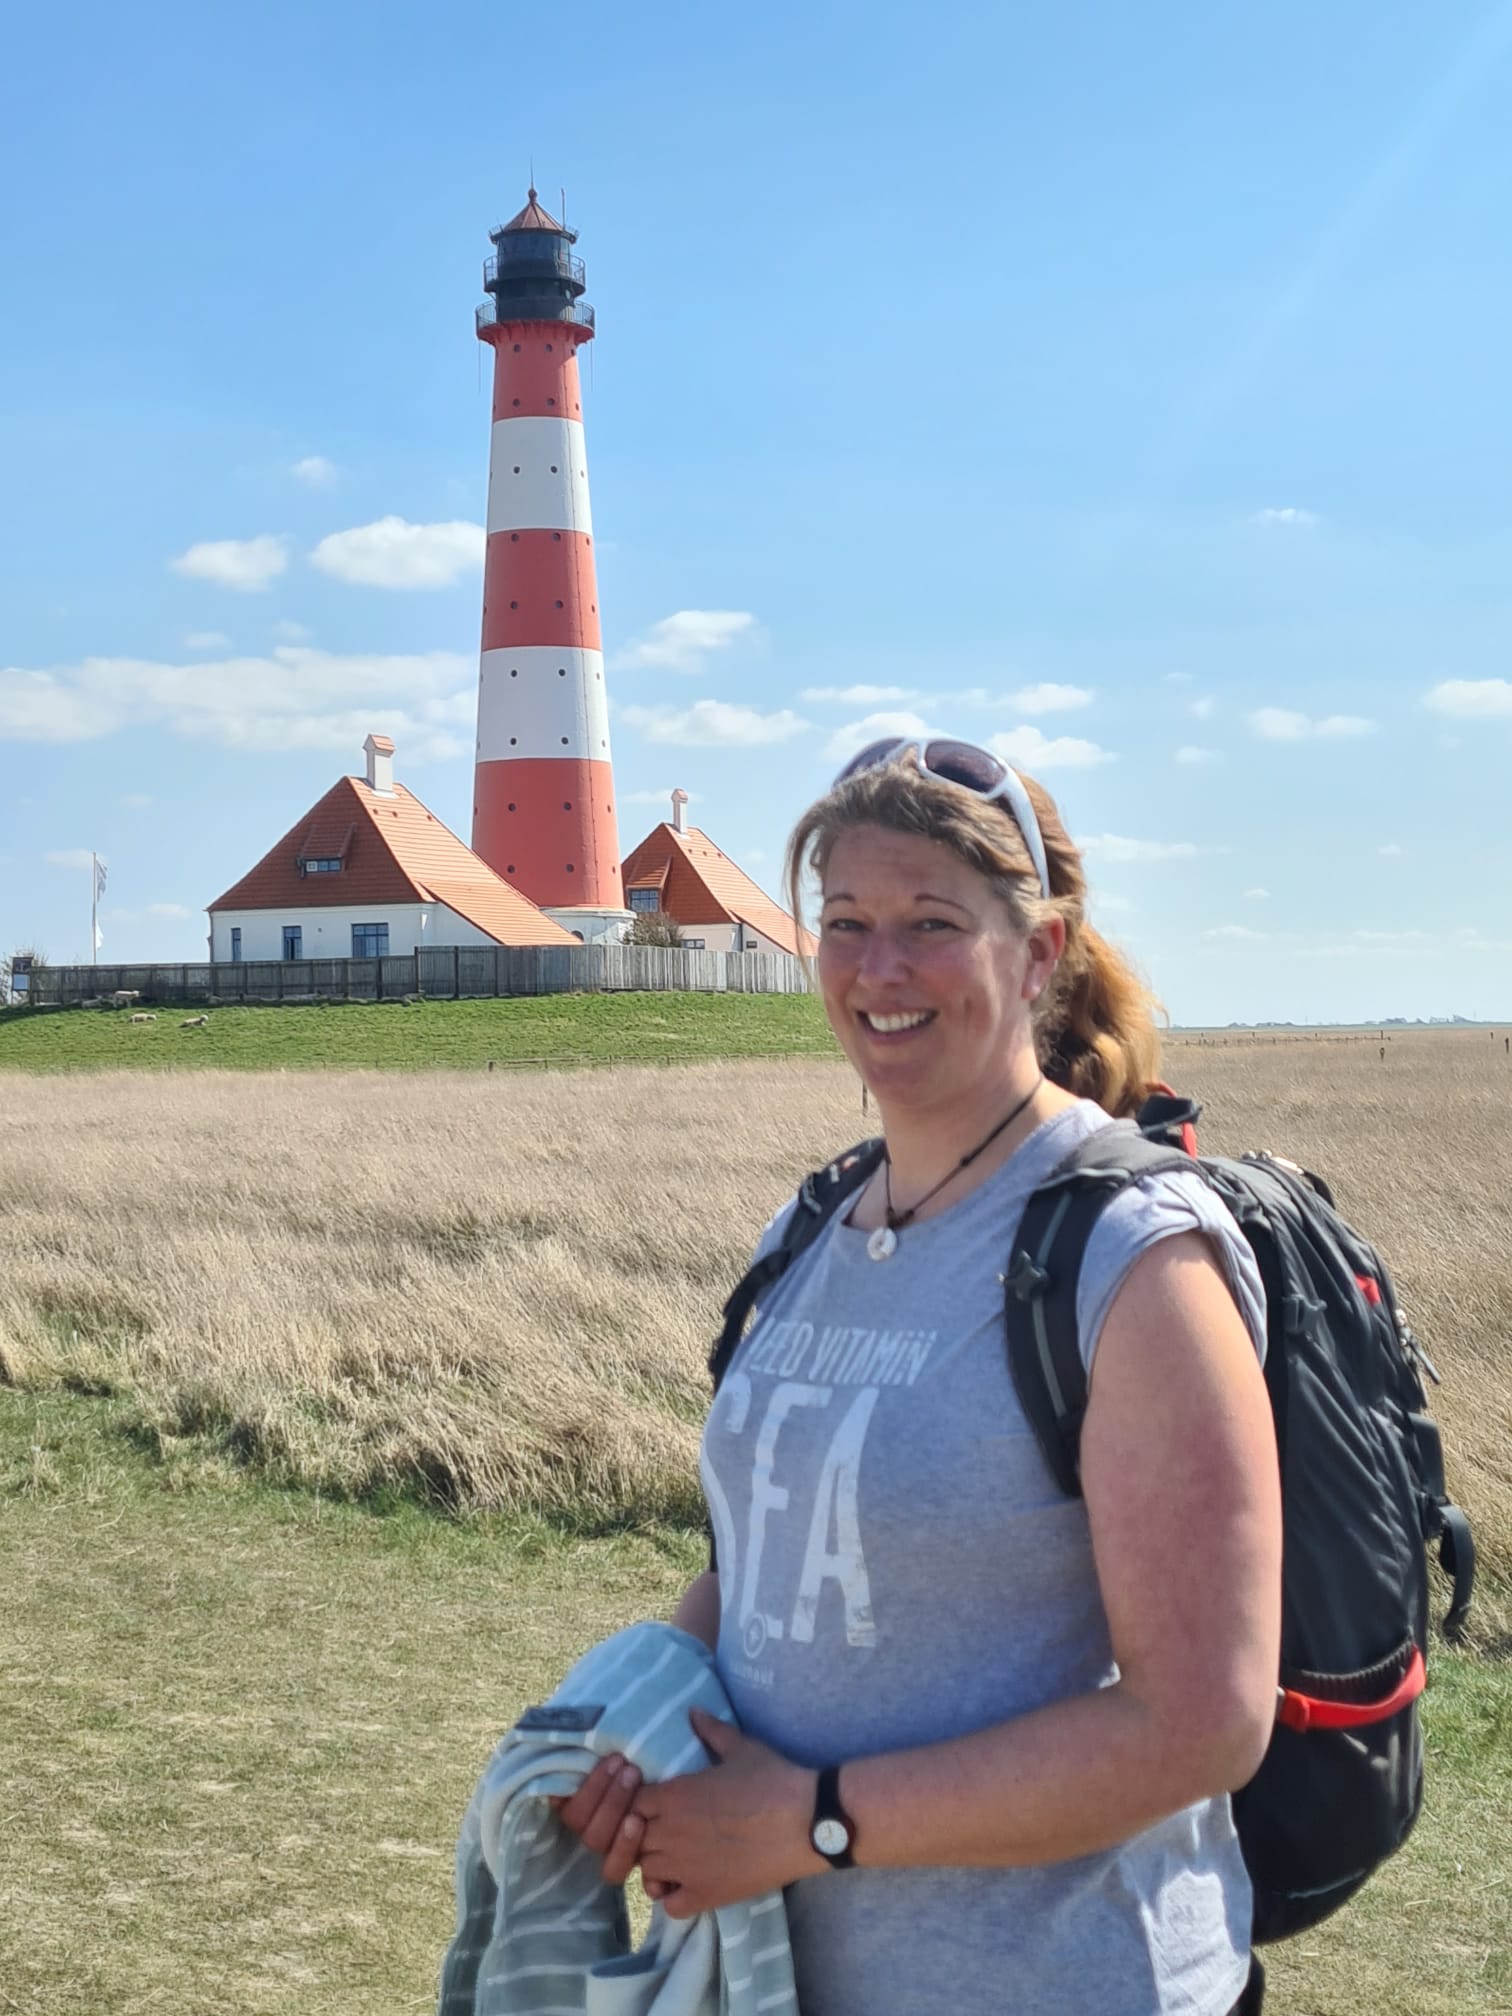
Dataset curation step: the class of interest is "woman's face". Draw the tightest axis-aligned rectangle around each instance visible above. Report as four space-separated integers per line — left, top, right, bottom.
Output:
817 823 1062 1116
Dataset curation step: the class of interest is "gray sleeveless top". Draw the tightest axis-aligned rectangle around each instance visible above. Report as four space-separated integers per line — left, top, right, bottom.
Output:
700 1099 1267 2016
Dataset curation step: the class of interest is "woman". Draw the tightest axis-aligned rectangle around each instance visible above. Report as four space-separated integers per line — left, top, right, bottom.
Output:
555 739 1282 2016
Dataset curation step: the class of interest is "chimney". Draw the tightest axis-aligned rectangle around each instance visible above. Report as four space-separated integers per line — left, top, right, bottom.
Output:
670 787 689 834
364 732 395 795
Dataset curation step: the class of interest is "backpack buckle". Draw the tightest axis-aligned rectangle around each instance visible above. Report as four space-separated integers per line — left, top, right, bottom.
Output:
1283 1291 1326 1338
1004 1250 1051 1301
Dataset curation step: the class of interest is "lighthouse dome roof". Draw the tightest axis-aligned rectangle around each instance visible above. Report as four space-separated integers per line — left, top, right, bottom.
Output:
499 187 567 235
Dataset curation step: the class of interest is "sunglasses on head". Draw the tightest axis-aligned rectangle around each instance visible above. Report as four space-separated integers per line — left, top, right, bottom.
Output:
832 736 1052 899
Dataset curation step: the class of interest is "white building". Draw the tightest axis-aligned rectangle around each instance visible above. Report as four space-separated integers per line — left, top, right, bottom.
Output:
207 735 578 962
619 792 815 957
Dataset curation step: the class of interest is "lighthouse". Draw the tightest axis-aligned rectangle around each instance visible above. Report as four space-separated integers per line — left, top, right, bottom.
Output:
472 190 629 939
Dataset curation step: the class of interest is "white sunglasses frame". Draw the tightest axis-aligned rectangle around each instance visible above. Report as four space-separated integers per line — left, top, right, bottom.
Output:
836 737 1052 901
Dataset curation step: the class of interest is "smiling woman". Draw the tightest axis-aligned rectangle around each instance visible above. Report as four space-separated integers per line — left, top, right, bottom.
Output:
521 740 1281 2016
791 738 1163 1129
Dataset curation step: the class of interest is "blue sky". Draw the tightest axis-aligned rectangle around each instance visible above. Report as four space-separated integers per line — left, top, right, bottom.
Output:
5 0 1512 1023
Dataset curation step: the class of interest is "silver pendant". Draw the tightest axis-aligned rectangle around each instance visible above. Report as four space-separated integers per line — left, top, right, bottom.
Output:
867 1224 898 1262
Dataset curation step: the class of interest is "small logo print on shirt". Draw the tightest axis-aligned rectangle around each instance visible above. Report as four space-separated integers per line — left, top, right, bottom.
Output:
517 1702 606 1733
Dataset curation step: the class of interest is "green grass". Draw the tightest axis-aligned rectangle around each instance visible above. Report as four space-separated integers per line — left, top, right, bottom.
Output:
3 1387 1507 2016
0 991 836 1073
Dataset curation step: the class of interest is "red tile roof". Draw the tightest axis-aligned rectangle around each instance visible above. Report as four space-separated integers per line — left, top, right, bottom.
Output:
619 824 815 958
210 775 576 947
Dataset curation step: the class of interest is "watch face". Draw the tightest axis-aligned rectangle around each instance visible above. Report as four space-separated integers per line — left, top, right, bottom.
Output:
812 1816 851 1857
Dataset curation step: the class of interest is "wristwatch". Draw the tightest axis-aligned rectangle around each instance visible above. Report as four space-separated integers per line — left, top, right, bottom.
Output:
809 1764 857 1870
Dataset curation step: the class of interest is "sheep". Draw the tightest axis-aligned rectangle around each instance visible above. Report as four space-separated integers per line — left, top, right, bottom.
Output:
180 1014 209 1029
129 1012 157 1025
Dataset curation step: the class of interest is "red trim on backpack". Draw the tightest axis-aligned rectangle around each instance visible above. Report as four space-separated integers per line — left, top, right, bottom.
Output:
1355 1273 1382 1306
1150 1081 1199 1158
1276 1646 1425 1734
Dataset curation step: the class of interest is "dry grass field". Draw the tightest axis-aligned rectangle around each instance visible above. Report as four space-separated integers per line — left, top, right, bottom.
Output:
2 1028 1509 1599
2 1029 1509 2014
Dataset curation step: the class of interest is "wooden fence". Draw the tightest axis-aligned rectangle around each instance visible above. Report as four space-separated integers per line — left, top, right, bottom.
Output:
26 943 811 1008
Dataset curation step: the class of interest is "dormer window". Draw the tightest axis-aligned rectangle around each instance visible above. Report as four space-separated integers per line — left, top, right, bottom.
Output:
628 888 660 913
300 858 343 875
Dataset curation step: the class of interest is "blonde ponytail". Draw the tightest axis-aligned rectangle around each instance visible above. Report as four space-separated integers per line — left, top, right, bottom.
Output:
1035 920 1163 1119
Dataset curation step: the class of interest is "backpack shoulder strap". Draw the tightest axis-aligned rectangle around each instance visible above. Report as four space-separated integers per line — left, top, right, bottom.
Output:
1004 1129 1195 1498
708 1139 884 1396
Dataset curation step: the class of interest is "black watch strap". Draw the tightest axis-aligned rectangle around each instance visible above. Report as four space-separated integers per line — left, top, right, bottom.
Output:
809 1763 857 1870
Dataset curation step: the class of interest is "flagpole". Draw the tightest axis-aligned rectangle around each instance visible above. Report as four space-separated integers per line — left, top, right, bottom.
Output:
91 851 98 968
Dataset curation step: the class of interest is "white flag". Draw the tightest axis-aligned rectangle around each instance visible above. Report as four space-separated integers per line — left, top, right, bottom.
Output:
94 857 108 901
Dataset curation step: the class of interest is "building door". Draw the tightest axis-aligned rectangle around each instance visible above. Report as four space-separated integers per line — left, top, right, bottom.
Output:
230 928 242 963
283 926 303 960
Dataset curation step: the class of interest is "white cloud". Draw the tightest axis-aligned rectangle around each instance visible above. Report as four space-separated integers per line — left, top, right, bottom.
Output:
1162 671 1194 684
0 670 121 741
1205 924 1268 941
147 902 191 919
1248 707 1375 741
1003 682 1093 715
624 787 702 805
1379 842 1406 857
621 699 808 748
989 725 1112 771
183 630 230 650
1 645 474 759
1245 887 1270 900
274 619 312 642
291 455 338 488
1092 891 1136 916
1253 507 1320 529
311 517 484 589
1424 678 1512 717
1079 834 1199 863
1175 745 1218 765
120 794 154 810
615 610 757 674
170 534 288 593
801 683 919 705
1190 696 1216 720
824 710 936 762
45 849 97 871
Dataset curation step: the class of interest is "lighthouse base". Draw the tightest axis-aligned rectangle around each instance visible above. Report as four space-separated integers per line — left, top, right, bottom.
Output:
543 906 635 945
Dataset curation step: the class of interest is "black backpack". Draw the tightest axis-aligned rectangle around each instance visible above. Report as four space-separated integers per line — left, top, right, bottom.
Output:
708 1093 1476 1944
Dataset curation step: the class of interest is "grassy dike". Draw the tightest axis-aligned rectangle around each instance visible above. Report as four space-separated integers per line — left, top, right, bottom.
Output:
4 1386 1508 2016
0 992 836 1073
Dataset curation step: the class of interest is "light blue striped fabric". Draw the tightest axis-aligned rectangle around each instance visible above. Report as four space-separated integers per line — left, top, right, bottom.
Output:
438 1623 801 2016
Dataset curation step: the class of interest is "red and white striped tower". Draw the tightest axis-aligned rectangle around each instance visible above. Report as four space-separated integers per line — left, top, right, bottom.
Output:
472 189 628 936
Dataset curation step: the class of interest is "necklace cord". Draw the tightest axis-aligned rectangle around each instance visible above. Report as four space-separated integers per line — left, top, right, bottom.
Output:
882 1077 1045 1232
